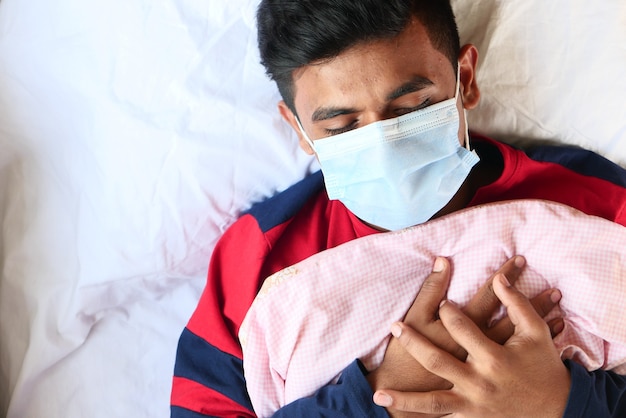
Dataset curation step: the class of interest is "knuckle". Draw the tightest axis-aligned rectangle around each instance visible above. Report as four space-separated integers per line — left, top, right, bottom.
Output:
441 337 465 359
420 275 444 293
447 314 467 333
532 321 552 339
429 393 447 414
477 374 498 393
401 335 420 355
477 379 498 397
393 394 418 412
485 280 496 298
424 351 447 371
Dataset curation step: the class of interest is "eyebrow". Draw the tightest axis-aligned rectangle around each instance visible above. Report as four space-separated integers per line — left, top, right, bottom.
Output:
386 76 434 101
311 106 360 122
309 75 435 123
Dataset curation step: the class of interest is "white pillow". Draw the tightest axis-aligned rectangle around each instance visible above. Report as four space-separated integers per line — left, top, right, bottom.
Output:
454 0 626 166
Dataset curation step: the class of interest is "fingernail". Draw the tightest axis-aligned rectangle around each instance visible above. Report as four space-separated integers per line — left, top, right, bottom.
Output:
514 256 526 268
551 290 562 303
391 323 402 338
374 392 393 407
433 257 445 273
553 319 565 334
440 299 457 309
498 274 511 287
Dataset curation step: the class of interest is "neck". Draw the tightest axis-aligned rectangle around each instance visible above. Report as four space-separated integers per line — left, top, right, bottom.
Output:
431 144 503 220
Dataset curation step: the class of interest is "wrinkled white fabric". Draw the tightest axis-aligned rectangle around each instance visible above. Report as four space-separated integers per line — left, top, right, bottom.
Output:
0 0 625 417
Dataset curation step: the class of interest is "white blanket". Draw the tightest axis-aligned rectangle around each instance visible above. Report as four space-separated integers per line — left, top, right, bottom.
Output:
1 1 625 417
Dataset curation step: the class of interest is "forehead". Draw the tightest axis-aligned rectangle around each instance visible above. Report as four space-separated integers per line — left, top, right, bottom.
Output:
291 18 456 119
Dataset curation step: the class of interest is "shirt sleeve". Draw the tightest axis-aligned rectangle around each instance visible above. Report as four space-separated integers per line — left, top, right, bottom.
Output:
171 174 331 417
272 360 389 418
171 214 271 417
272 359 626 418
562 360 626 417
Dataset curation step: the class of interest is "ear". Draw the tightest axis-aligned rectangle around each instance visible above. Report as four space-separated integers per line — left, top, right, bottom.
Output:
278 101 315 155
458 44 480 110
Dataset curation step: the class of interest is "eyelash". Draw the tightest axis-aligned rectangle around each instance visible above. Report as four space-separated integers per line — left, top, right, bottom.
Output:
325 121 358 136
323 99 432 136
395 98 431 116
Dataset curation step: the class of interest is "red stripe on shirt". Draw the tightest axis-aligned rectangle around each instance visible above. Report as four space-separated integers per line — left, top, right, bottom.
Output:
171 377 255 417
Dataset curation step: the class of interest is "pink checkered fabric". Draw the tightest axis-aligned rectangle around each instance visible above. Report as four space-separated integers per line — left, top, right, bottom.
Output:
239 200 626 417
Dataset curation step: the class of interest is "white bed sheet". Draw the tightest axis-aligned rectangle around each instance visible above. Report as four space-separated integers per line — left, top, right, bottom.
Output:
0 1 624 417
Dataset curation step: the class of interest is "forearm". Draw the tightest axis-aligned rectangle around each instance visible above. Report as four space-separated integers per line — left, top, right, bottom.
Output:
562 360 626 418
273 360 389 418
171 328 256 417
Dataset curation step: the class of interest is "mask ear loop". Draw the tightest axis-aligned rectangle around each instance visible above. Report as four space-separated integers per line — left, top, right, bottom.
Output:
463 109 471 151
454 63 472 152
295 117 316 150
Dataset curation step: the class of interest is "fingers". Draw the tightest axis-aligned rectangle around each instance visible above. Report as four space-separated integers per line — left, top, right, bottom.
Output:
438 300 501 364
374 388 462 414
546 317 565 338
403 257 450 325
402 257 467 360
530 288 562 318
463 256 526 328
492 274 551 341
389 322 468 384
488 288 563 342
374 317 474 414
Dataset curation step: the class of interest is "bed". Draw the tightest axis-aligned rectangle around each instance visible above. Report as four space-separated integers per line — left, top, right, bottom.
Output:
0 1 625 417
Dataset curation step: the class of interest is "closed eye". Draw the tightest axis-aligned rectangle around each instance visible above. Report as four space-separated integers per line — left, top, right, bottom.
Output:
322 98 432 136
324 120 358 136
393 98 431 116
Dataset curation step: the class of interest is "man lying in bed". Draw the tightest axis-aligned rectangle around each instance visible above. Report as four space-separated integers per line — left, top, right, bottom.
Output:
171 0 626 416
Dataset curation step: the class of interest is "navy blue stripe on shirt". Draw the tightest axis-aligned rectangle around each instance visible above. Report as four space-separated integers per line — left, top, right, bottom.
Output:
173 328 254 412
525 145 626 187
245 170 324 233
171 405 218 418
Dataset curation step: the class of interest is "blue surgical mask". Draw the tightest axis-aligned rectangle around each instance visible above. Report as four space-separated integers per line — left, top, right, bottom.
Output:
296 67 479 231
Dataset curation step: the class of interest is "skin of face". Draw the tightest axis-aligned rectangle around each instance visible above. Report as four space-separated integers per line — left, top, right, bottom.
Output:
278 17 492 228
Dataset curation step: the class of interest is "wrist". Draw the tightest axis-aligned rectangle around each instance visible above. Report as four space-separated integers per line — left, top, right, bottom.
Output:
365 365 383 393
547 367 571 418
366 362 451 393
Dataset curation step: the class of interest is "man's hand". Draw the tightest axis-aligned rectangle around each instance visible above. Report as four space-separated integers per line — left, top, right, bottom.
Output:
366 256 563 418
373 273 571 418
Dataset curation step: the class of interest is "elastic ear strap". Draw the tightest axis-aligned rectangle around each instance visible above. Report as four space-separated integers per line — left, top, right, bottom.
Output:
454 62 461 99
295 117 316 149
457 62 471 151
464 109 471 151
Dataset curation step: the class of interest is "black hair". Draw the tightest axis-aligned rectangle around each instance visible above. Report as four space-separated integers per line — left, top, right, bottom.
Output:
256 0 461 113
